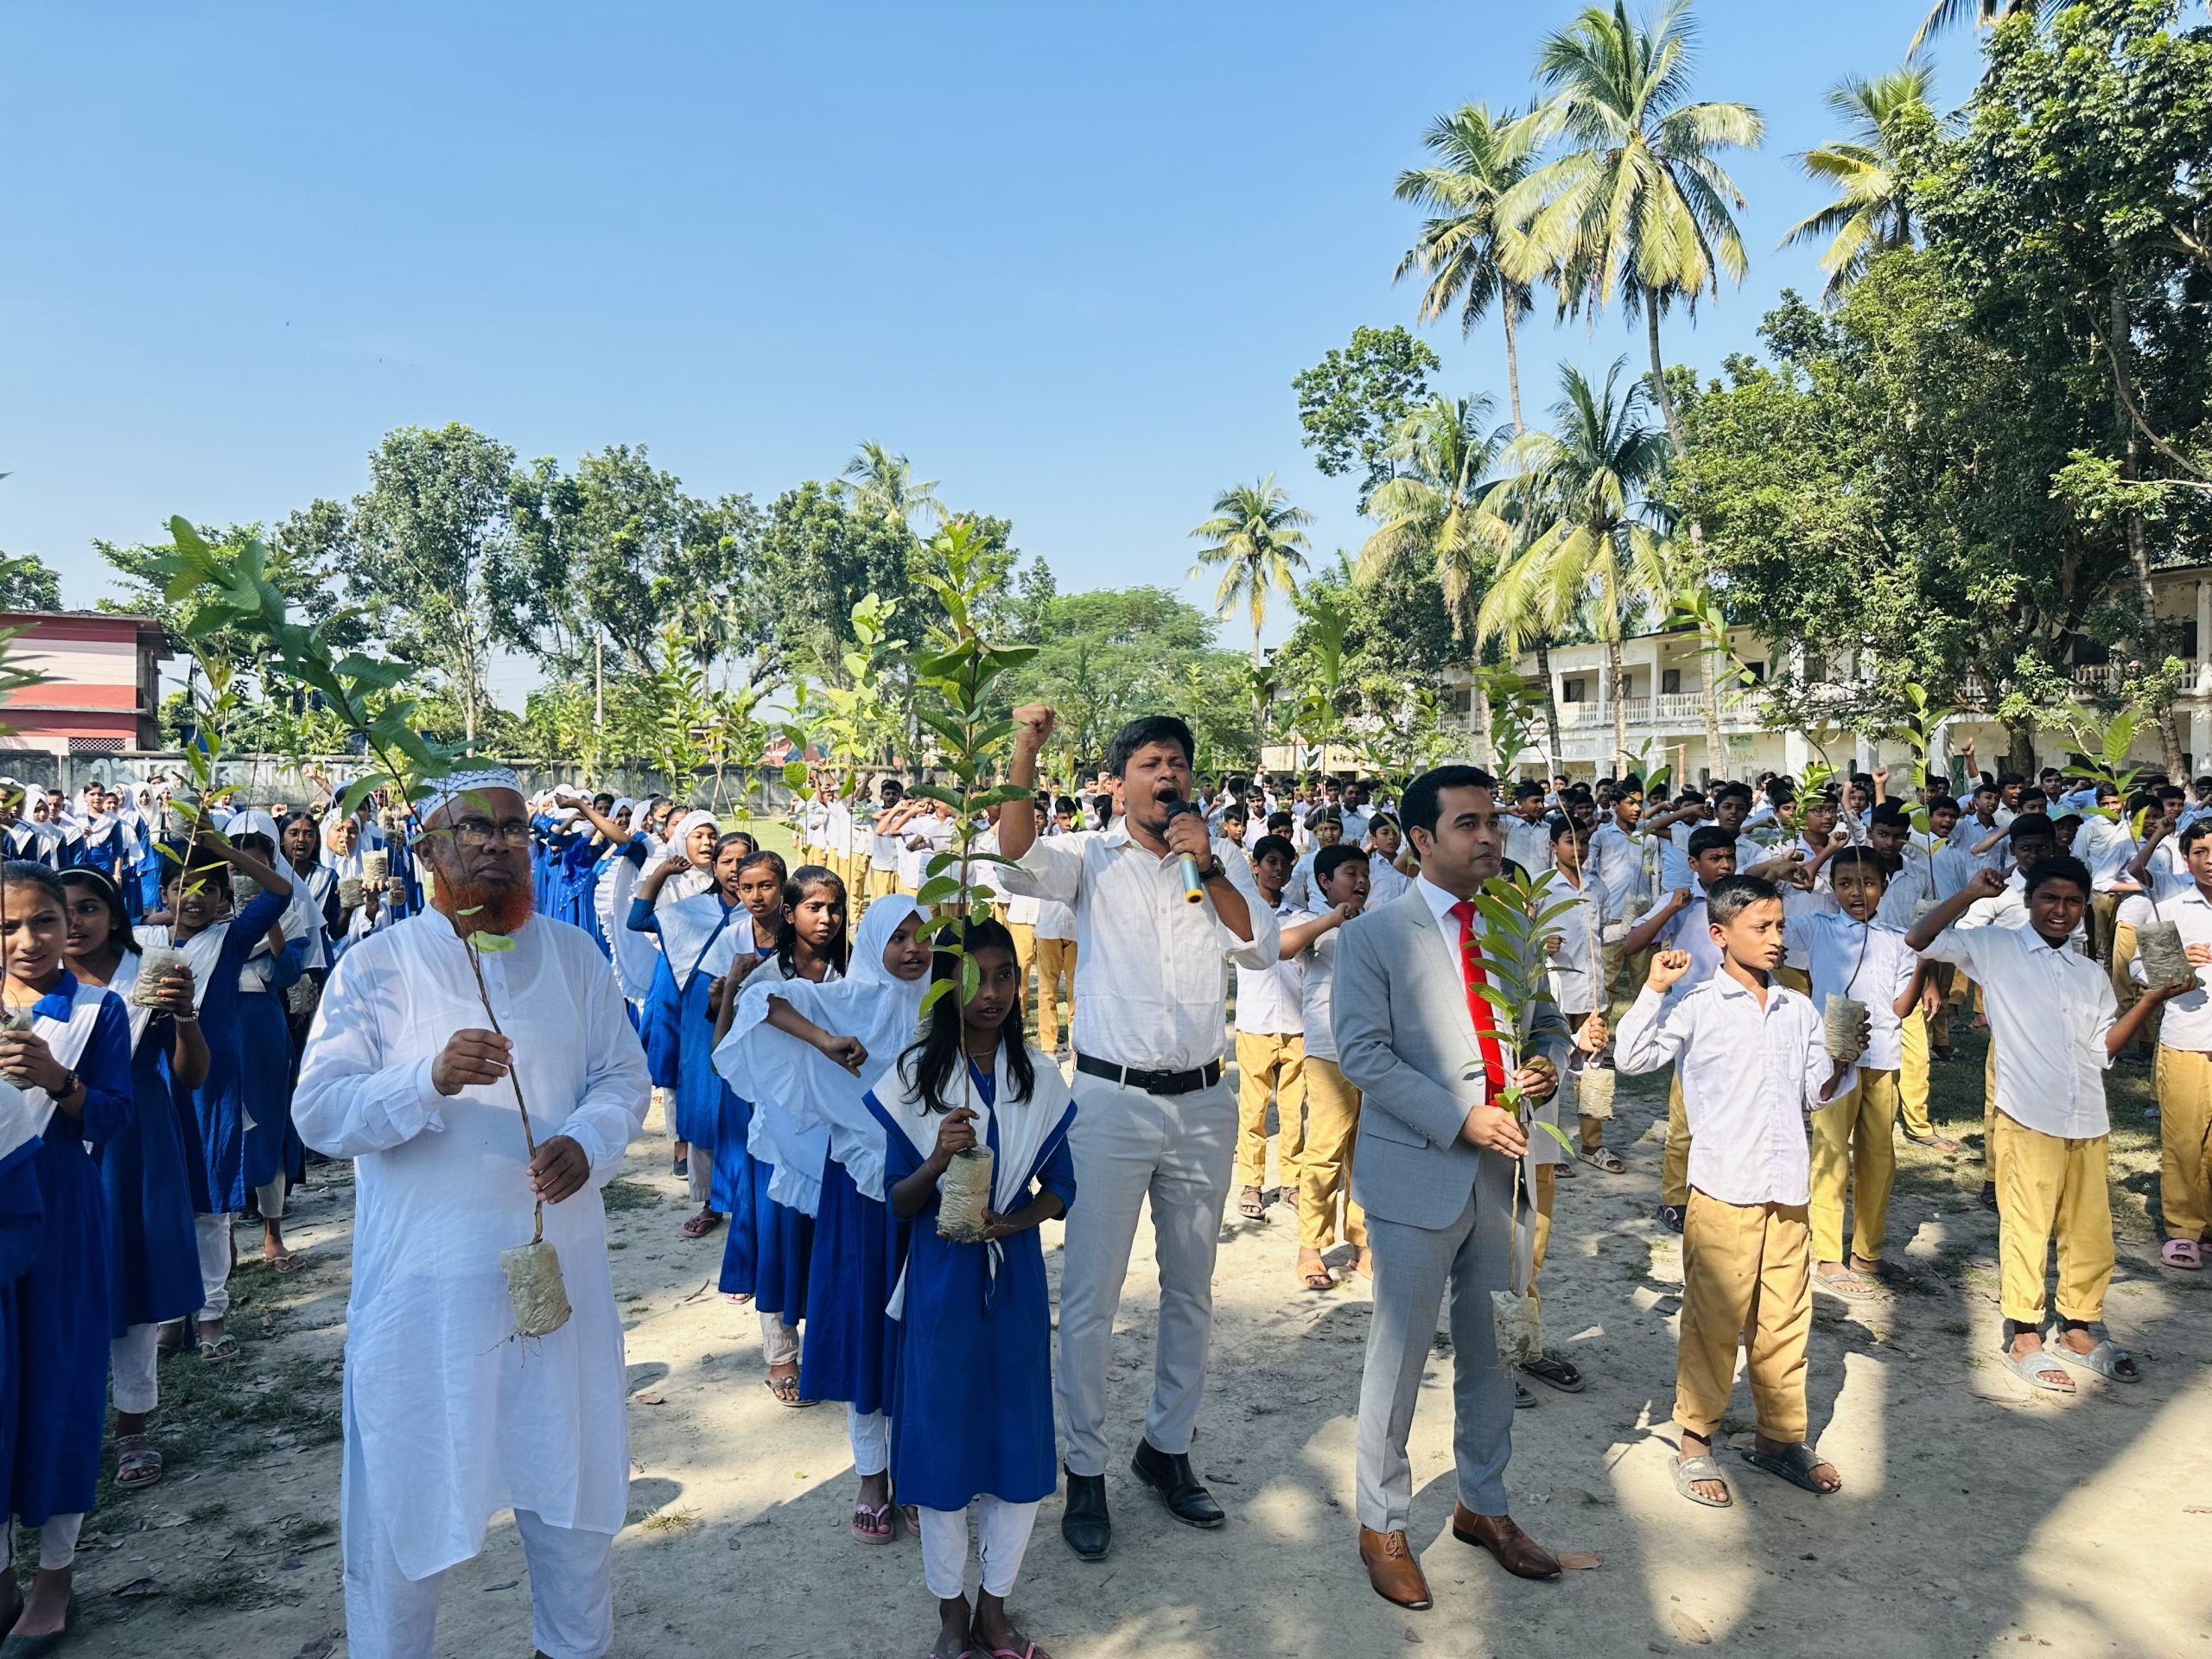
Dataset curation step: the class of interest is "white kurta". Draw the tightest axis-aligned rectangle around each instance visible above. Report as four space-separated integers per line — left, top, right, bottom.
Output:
293 906 649 1583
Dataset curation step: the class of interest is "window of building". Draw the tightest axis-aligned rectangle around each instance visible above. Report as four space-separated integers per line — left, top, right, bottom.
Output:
1561 677 1586 703
1618 672 1636 698
1661 668 1681 695
1742 661 1767 683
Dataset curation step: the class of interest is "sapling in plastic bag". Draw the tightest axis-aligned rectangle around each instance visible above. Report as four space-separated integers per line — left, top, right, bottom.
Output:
132 944 185 1009
937 1146 995 1243
1574 1065 1616 1121
0 1004 30 1086
2136 920 2195 990
1491 1287 1542 1367
363 849 391 884
1823 995 1868 1062
501 1237 573 1338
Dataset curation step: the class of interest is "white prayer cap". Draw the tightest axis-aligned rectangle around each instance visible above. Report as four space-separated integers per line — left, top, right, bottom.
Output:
418 766 524 823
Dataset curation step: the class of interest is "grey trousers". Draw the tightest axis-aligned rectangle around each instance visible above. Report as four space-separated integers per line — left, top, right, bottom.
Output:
1355 1188 1515 1532
1054 1070 1236 1477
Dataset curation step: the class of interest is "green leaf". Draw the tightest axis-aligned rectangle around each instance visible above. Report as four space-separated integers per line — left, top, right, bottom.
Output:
782 761 810 786
915 875 962 905
919 978 956 1014
470 931 517 953
1536 1119 1579 1154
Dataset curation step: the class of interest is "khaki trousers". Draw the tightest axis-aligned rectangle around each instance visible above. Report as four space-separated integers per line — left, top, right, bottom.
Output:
2109 919 2159 1054
1298 1058 1366 1252
872 866 898 900
2153 1047 2212 1243
1662 1072 1690 1208
1234 1030 1306 1191
1034 936 1076 1052
1983 1041 1999 1171
1898 1005 1934 1138
1529 1163 1556 1306
1810 1069 1899 1262
1993 1111 2114 1325
1776 964 1811 996
1007 921 1036 1031
1674 1193 1812 1445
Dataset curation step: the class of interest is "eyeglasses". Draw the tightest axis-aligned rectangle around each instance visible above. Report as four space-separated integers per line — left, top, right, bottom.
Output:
446 818 531 848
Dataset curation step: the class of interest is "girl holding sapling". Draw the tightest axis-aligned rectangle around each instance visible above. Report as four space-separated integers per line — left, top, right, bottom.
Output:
869 918 1076 1659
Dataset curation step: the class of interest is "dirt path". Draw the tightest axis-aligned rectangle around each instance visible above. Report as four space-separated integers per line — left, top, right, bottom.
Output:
46 1031 2212 1658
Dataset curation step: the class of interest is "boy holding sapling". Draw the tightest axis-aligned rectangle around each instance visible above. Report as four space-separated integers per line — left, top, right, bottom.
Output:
2126 818 2212 1271
1910 860 2177 1391
1617 874 1861 1507
1536 815 1621 1177
1785 847 1922 1301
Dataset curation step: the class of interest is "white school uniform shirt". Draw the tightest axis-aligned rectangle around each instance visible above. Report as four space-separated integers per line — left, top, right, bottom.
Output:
2131 885 2212 1051
1001 819 1278 1071
2078 816 2139 893
1657 823 1694 891
1502 815 1553 878
1536 867 1607 1018
1365 850 1410 908
1784 910 1916 1073
1295 905 1351 1065
2139 833 2190 902
1617 974 1832 1206
1779 883 1838 974
291 906 648 1580
1588 820 1643 921
1234 897 1306 1038
1950 810 2013 874
1656 893 1725 990
1918 923 2114 1139
1339 807 1371 845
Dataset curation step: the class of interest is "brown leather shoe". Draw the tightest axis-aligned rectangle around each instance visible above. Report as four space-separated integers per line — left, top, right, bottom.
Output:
1358 1527 1433 1609
1450 1505 1561 1580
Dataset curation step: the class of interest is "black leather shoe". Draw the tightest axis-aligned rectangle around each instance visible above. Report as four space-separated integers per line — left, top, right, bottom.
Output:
1061 1468 1111 1560
1131 1439 1225 1529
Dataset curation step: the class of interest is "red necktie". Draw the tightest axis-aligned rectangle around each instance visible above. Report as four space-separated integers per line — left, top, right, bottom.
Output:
1448 899 1509 1096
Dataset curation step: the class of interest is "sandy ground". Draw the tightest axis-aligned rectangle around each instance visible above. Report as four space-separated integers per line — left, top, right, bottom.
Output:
36 1025 2212 1659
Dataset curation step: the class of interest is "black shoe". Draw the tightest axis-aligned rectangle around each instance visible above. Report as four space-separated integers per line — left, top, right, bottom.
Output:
1061 1468 1110 1560
1131 1440 1224 1529
1979 1179 1999 1211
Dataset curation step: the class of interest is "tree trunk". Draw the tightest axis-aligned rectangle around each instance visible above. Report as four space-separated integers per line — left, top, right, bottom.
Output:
1471 660 1497 773
2005 720 2037 780
1700 650 1726 783
1607 634 1629 775
1501 287 1525 435
1646 301 1687 459
2111 283 2185 777
1533 639 1562 762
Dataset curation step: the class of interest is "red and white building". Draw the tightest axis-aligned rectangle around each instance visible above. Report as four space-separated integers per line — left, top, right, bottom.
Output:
0 610 171 756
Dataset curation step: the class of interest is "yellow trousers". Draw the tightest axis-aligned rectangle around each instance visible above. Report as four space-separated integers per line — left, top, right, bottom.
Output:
1529 1162 1556 1306
1898 1007 1934 1139
872 866 898 900
2109 920 2160 1054
1675 1193 1812 1445
1007 921 1036 1033
1810 1069 1899 1262
2090 890 2121 963
1033 936 1076 1052
1777 964 1811 996
1234 1030 1306 1190
1983 1041 1999 1172
1993 1111 2114 1325
2152 1047 2212 1242
1298 1058 1366 1253
1662 1072 1689 1208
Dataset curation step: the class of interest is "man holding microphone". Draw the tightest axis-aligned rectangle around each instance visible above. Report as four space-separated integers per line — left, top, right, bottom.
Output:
997 704 1279 1561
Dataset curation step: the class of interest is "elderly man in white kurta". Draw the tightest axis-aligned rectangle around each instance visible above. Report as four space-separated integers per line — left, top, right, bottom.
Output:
295 768 648 1659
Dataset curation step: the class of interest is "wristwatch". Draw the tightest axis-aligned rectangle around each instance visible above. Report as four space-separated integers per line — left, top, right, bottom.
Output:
58 1069 79 1099
1198 856 1225 883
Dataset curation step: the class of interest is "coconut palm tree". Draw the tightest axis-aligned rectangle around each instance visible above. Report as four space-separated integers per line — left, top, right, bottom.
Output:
1394 104 1546 431
834 441 942 531
1780 67 1935 303
1493 359 1674 770
1498 0 1763 459
1358 395 1519 766
1188 475 1312 664
1909 0 2056 59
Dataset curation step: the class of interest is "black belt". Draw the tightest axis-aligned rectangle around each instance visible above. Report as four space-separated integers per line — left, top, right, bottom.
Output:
1075 1052 1223 1096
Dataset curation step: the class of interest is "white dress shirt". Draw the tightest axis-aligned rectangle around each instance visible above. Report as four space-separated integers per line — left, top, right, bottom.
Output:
1656 893 1724 990
1003 819 1277 1071
2079 817 2140 893
2132 885 2212 1052
1502 815 1554 878
1919 923 2115 1139
1784 910 1917 1072
1536 867 1607 1018
1296 906 1351 1065
1365 850 1410 908
1588 820 1644 922
1617 974 1833 1206
1234 897 1306 1036
2138 834 2190 902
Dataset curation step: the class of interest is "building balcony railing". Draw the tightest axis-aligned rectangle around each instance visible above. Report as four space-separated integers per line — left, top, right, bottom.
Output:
1553 691 1760 731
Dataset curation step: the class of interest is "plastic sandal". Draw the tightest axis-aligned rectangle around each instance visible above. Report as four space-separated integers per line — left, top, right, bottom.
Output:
2050 1335 2140 1384
2001 1344 2074 1394
1738 1441 1841 1495
1578 1147 1626 1174
199 1333 239 1362
1658 1205 1685 1234
1814 1266 1882 1301
1670 1453 1732 1508
112 1433 163 1491
2161 1238 2202 1270
852 1501 894 1544
681 1210 723 1239
1236 1186 1266 1221
1518 1353 1586 1394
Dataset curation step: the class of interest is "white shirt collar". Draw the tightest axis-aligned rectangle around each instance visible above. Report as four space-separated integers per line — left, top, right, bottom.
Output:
1416 874 1466 925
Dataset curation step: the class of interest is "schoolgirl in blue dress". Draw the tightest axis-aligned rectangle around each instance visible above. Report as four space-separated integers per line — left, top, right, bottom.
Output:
60 868 209 1491
224 822 311 1270
0 859 136 1649
870 918 1075 1659
715 893 929 1541
137 834 294 1358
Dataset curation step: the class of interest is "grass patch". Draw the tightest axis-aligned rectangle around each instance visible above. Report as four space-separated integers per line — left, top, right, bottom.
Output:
603 1178 662 1213
641 1505 701 1535
169 1565 258 1613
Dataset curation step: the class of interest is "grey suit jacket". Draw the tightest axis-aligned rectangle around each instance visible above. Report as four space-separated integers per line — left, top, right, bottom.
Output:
1332 887 1565 1233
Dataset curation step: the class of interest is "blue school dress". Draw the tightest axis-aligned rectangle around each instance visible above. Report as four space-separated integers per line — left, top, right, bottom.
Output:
10 976 133 1526
238 932 308 1195
99 982 204 1331
0 1117 45 1529
870 1064 1077 1510
633 895 739 1156
799 1156 897 1415
173 888 290 1215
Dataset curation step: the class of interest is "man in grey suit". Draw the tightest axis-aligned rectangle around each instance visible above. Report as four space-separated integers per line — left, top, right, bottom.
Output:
1333 764 1568 1610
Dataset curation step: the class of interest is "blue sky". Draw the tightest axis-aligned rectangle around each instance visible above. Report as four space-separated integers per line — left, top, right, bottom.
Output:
2 2 1974 700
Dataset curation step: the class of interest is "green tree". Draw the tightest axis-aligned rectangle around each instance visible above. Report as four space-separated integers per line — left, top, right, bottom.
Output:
0 553 63 611
833 441 942 531
1910 0 2058 57
754 480 923 687
1394 104 1545 429
351 423 520 743
1499 0 1764 456
1188 474 1313 664
1494 360 1675 769
1291 325 1441 505
1780 67 1936 305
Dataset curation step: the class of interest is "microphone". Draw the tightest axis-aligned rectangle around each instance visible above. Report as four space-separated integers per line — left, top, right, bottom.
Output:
1160 798 1207 905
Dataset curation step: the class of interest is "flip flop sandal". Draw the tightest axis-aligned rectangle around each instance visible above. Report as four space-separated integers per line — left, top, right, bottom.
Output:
1739 1442 1841 1495
1518 1354 1586 1394
1903 1132 1961 1151
1658 1205 1686 1234
1296 1262 1335 1292
1513 1381 1536 1409
1814 1268 1882 1301
763 1373 806 1407
852 1502 894 1544
1237 1186 1266 1221
2161 1239 2202 1270
2050 1336 2140 1384
2000 1346 2074 1394
200 1334 239 1362
681 1210 724 1239
1670 1453 1733 1508
901 1504 919 1535
1578 1147 1626 1174
268 1251 305 1274
1859 1258 1916 1288
112 1433 163 1490
983 1642 1045 1659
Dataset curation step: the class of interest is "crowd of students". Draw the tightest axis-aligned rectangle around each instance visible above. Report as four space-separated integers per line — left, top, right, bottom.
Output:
4 741 2195 1653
